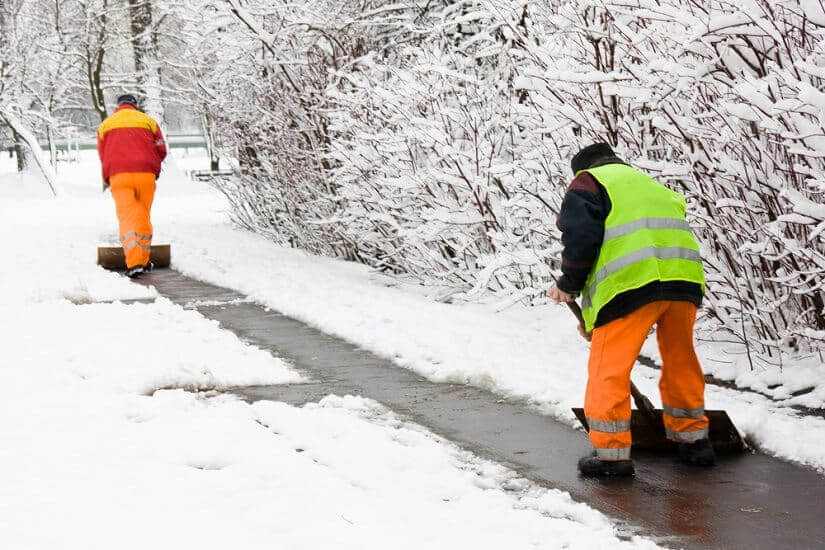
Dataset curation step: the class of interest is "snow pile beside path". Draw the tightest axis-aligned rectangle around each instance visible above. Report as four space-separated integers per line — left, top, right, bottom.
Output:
0 169 56 198
1 298 301 395
1 189 156 305
696 343 825 411
0 388 659 549
247 395 659 550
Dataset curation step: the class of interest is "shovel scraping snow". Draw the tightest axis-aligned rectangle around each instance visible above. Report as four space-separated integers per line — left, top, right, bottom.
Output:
97 244 171 270
564 300 745 454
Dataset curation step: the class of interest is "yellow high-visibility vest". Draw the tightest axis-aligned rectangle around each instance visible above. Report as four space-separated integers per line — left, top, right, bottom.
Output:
579 163 705 331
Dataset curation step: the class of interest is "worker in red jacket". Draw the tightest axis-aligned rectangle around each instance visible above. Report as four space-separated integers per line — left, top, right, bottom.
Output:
97 93 167 277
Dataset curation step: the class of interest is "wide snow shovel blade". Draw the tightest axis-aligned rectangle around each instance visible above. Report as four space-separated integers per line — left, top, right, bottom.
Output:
571 396 745 454
564 301 745 454
97 244 171 270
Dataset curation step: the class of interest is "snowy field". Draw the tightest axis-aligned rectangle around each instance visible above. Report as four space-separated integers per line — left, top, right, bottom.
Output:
0 151 661 549
2 149 824 548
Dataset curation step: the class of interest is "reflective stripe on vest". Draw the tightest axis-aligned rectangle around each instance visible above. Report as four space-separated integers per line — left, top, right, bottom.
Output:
581 246 703 309
579 163 705 331
603 218 692 241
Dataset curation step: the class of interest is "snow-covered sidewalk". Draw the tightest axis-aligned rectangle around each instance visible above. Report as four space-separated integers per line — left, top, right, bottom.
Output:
1 153 662 549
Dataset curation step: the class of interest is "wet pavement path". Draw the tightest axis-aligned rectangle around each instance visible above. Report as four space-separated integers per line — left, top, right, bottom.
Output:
138 270 825 549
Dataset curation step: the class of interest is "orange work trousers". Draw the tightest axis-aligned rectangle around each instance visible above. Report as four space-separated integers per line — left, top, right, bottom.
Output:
584 300 708 460
110 172 156 269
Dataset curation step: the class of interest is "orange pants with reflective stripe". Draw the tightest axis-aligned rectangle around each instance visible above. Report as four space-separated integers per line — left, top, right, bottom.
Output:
110 172 156 269
584 300 708 460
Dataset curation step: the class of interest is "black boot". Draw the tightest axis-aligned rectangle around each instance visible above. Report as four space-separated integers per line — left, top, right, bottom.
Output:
578 453 635 477
125 265 145 278
677 438 716 466
125 262 153 279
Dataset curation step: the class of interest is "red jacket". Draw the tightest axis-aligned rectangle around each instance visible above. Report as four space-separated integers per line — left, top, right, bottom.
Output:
97 104 167 181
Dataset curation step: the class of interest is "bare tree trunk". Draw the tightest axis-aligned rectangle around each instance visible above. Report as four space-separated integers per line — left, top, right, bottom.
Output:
47 126 58 170
88 0 109 123
201 113 220 171
128 0 152 96
12 129 30 172
128 0 164 125
1 111 62 196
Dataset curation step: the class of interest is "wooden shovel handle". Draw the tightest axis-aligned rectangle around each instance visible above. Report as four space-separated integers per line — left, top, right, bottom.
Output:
564 300 585 325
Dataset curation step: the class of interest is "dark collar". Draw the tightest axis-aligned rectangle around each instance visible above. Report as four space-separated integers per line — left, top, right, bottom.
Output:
588 155 628 169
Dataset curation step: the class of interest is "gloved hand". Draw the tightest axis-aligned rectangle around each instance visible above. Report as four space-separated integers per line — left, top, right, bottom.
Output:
547 285 576 303
548 286 591 341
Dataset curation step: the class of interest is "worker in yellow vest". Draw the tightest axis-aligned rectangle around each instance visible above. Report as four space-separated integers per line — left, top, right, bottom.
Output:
547 143 714 477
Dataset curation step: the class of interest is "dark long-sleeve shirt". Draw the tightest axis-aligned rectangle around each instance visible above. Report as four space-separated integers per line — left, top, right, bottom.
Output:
557 172 609 292
556 164 703 328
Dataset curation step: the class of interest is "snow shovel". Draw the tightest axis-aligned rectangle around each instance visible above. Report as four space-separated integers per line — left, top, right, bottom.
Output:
564 300 745 454
97 244 171 270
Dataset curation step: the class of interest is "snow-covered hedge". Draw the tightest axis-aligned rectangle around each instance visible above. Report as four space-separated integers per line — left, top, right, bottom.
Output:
200 0 825 359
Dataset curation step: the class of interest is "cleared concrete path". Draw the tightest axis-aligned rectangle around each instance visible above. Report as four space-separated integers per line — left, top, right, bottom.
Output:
138 269 825 550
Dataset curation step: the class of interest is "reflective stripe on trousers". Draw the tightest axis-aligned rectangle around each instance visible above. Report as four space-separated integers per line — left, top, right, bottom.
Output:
663 402 708 444
587 417 631 433
123 241 152 252
663 403 704 419
666 427 708 443
587 417 632 460
596 446 631 461
120 231 153 242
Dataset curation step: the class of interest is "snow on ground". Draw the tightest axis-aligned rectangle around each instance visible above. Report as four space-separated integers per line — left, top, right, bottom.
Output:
7 150 824 476
1 152 661 549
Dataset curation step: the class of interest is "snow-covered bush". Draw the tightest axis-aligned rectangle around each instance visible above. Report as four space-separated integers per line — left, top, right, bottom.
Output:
325 1 564 297
525 0 825 359
182 0 393 258
189 0 825 359
322 0 825 358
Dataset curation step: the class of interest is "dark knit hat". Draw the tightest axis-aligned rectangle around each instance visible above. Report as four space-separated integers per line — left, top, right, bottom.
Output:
116 93 138 107
570 142 615 174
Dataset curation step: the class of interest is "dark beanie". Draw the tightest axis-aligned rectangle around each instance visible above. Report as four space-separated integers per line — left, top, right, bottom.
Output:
116 93 138 107
570 142 615 174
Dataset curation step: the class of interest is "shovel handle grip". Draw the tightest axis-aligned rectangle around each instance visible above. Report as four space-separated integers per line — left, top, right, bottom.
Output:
630 382 657 415
565 300 585 325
